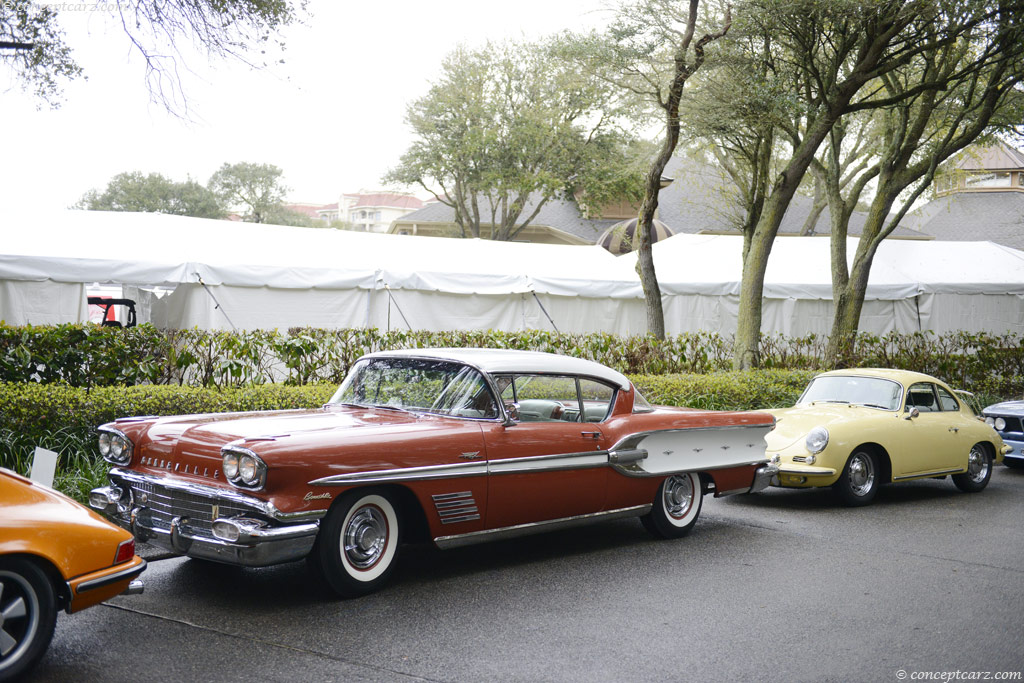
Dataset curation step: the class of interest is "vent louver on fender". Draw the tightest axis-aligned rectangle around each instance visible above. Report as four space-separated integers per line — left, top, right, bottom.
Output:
432 491 481 524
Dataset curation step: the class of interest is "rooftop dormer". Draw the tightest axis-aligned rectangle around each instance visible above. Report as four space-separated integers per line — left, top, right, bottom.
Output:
934 140 1024 197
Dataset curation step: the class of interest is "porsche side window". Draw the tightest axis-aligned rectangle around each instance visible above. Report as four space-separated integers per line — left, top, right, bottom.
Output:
935 386 960 412
906 383 939 413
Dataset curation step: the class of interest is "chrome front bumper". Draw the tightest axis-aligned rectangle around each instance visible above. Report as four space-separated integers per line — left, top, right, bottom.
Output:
90 471 322 568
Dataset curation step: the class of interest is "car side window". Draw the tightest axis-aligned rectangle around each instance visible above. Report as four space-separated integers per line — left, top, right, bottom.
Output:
906 383 939 413
935 386 960 412
578 379 615 422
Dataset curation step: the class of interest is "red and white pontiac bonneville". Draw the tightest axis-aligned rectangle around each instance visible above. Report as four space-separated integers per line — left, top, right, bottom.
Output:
91 349 776 597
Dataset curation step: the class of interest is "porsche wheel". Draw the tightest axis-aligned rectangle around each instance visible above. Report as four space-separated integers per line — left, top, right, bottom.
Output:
313 489 400 598
833 450 879 506
0 558 57 681
952 444 992 493
641 472 703 539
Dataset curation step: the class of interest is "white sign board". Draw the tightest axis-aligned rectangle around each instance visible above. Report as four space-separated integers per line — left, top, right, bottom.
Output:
30 447 58 488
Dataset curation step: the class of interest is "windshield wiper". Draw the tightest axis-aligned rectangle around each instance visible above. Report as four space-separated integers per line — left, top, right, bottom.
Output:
815 399 850 404
856 403 890 410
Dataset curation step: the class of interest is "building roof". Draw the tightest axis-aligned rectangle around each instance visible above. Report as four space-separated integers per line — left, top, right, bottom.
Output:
393 156 925 242
948 140 1024 171
348 193 424 210
902 191 1024 251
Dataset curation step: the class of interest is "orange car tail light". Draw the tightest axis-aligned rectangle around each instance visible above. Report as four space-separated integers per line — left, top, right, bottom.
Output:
115 538 135 564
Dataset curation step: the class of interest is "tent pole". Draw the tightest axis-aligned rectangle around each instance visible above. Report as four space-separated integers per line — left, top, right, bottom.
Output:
192 272 237 331
385 284 412 331
531 291 559 332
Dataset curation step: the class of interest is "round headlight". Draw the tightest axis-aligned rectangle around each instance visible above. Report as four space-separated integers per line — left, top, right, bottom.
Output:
994 417 1006 431
985 417 995 426
110 437 124 459
98 432 111 456
805 427 829 454
239 454 257 484
222 451 239 480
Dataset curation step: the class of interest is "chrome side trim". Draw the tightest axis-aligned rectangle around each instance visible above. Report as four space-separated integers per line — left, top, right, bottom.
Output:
433 504 652 549
487 451 608 475
613 459 770 479
74 559 147 595
892 467 964 481
309 461 488 486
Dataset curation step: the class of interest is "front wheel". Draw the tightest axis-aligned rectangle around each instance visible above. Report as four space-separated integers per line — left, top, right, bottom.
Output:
312 489 401 598
0 558 58 681
833 450 879 506
952 444 992 493
641 472 703 539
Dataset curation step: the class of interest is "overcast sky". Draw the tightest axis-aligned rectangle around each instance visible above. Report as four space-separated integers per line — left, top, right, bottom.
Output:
1 1 610 211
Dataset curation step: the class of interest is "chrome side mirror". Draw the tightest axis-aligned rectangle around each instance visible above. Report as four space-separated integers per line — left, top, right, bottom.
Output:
503 401 521 427
904 407 920 420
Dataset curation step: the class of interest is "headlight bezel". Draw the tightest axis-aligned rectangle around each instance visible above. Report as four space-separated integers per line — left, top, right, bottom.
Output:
221 446 267 490
98 427 133 465
805 426 830 455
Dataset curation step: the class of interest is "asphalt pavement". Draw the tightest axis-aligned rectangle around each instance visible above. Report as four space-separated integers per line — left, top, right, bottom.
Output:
28 466 1024 682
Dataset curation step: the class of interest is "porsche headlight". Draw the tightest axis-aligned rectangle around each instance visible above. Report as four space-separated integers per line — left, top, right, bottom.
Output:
805 427 829 454
221 447 266 490
994 417 1006 431
98 428 133 465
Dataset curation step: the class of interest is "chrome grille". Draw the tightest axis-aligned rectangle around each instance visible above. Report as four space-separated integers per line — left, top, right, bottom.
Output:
127 480 257 538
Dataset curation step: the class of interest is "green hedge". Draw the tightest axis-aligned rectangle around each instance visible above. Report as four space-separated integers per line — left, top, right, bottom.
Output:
2 324 1023 397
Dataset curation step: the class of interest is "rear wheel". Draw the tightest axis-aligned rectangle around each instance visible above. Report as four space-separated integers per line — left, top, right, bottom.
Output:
312 489 401 598
641 472 703 539
833 450 879 506
953 444 992 493
0 558 57 681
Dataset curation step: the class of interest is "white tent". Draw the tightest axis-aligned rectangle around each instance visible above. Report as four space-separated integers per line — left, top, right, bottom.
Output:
1 209 1022 336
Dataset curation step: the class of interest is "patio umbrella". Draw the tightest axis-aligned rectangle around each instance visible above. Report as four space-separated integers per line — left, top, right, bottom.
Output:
597 217 677 255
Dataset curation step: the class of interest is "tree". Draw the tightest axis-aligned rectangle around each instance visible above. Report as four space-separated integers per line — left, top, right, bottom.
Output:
0 0 300 110
209 162 290 224
720 0 1023 369
565 0 731 339
384 39 639 242
76 171 225 218
816 17 1024 363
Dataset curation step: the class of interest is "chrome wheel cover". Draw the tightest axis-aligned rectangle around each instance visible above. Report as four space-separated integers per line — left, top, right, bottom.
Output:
663 474 695 519
343 505 388 570
848 453 875 497
0 570 40 668
966 446 990 483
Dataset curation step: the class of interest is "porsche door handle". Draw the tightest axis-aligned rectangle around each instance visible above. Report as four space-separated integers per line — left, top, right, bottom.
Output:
949 427 959 433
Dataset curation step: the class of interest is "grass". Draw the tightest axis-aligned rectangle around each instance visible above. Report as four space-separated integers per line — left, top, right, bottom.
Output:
0 426 109 503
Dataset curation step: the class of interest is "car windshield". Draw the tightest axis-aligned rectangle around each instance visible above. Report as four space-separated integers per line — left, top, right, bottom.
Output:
329 357 499 419
797 376 903 411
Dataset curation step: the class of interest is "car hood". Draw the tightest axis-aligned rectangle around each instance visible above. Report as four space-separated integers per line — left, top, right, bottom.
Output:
110 406 481 484
984 400 1024 416
764 404 894 450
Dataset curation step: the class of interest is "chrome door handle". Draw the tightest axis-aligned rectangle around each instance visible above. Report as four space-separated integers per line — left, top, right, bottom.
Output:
949 427 959 433
581 431 601 440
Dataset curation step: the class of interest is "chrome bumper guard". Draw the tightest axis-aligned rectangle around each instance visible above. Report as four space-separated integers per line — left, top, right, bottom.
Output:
748 463 779 494
90 475 321 568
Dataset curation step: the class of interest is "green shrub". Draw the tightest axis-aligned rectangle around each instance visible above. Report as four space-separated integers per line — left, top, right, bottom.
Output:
632 370 816 411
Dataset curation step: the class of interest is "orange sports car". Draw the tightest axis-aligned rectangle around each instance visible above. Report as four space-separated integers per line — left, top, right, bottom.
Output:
0 467 146 680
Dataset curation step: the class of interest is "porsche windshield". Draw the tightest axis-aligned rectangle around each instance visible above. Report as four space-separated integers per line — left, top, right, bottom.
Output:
798 376 903 411
329 357 499 419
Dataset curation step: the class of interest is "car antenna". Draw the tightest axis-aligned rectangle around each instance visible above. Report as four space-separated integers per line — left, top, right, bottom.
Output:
193 272 238 331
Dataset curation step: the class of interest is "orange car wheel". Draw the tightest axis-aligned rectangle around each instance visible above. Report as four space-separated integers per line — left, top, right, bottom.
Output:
0 558 57 681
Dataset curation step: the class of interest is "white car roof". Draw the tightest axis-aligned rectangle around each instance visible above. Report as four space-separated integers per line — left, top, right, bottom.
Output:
361 348 632 390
